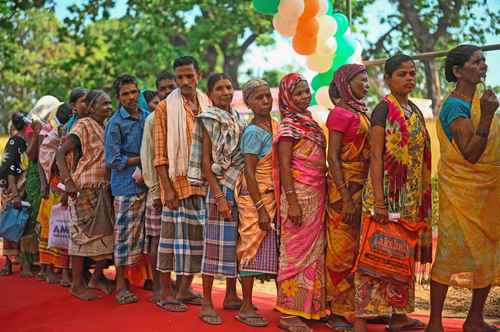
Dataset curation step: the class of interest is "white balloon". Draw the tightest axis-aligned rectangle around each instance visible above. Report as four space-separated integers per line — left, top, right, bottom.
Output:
278 0 305 19
306 52 333 72
317 0 328 15
316 86 334 108
316 36 337 56
273 14 298 37
317 15 337 39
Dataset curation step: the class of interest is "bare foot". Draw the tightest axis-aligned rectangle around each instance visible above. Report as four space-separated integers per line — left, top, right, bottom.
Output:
70 286 101 301
223 295 244 310
60 269 71 287
46 269 61 284
88 275 114 295
464 319 498 332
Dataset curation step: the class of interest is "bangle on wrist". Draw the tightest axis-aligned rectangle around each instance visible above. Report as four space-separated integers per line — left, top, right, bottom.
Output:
284 189 295 195
214 192 225 199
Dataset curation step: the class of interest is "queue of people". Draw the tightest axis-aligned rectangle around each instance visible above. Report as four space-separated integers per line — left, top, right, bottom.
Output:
0 44 498 332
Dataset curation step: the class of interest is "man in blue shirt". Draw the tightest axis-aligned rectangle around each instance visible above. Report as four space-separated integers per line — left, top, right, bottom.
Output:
104 74 149 304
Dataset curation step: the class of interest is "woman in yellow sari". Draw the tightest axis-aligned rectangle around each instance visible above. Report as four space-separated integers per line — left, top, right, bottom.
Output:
325 64 370 330
426 45 499 332
234 79 278 327
356 54 432 332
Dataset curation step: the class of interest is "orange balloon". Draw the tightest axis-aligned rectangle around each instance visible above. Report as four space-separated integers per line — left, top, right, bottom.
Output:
296 17 319 37
301 0 320 19
292 34 317 55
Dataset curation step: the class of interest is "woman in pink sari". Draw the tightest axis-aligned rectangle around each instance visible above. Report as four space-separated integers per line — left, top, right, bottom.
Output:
275 73 327 332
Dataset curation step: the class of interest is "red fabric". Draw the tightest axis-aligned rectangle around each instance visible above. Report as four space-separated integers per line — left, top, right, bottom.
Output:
326 106 360 144
0 256 469 332
332 63 368 114
277 73 325 148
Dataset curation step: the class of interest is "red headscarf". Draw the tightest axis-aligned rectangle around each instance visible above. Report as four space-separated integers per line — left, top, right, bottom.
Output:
277 73 325 147
332 63 368 114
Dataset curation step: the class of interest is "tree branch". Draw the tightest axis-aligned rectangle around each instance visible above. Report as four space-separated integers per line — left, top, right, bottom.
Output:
366 23 402 57
434 0 462 40
396 0 432 49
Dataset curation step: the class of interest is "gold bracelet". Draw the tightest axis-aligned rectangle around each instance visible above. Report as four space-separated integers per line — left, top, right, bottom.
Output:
214 192 225 199
284 189 295 195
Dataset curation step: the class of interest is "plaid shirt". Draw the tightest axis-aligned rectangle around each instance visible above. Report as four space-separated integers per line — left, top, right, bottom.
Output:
153 99 206 201
70 118 107 187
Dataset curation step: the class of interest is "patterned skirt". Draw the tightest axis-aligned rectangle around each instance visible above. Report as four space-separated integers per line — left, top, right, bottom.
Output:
202 186 238 278
69 186 114 260
157 195 204 274
113 193 146 267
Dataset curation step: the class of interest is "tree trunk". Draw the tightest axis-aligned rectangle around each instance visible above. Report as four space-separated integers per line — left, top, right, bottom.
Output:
223 55 242 89
423 60 438 114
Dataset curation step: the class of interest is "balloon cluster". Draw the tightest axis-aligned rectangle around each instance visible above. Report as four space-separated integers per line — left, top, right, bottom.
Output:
252 0 362 109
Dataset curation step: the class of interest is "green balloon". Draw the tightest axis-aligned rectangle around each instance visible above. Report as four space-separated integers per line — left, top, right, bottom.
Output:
326 1 334 16
335 35 356 61
252 0 279 15
333 13 349 36
311 68 334 91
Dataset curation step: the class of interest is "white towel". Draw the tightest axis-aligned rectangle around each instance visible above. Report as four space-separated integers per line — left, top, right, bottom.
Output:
166 88 211 179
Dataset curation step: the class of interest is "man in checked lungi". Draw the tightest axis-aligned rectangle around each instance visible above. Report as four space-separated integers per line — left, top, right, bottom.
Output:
153 56 211 312
140 71 177 302
105 74 149 305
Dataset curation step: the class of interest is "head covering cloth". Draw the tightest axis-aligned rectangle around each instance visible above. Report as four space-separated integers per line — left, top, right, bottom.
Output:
332 63 368 113
277 73 325 147
242 79 269 105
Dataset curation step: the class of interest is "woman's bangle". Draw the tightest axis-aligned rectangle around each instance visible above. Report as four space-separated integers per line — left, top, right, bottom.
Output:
337 182 348 190
214 192 225 199
284 189 295 195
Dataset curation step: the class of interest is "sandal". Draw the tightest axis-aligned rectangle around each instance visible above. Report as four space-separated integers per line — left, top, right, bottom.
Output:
70 288 101 301
115 289 139 305
235 313 269 327
178 293 203 306
386 318 426 331
279 316 313 332
199 312 223 325
156 299 188 312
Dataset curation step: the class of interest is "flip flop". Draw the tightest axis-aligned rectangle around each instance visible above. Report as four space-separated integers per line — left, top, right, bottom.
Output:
179 293 203 306
325 320 353 330
156 299 188 312
279 316 313 332
60 279 71 288
70 288 101 301
386 318 426 331
199 312 223 325
115 289 138 305
235 314 269 327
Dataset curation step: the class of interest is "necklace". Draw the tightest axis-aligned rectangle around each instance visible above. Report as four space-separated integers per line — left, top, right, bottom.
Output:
452 90 473 102
253 119 272 133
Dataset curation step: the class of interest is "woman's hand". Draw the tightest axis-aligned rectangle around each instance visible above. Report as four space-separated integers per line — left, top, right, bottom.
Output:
257 207 272 231
216 196 232 220
480 89 499 118
64 178 79 199
287 195 303 226
40 181 49 200
153 198 162 212
342 196 357 225
373 205 389 224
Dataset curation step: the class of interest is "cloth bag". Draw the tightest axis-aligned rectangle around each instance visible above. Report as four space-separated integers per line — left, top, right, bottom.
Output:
0 203 30 242
354 215 426 284
48 203 70 249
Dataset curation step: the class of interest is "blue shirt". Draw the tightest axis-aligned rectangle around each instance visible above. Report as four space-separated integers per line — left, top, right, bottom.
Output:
104 106 149 196
439 97 471 142
240 124 272 160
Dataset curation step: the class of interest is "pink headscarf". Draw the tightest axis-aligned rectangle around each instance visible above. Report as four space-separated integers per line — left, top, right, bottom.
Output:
332 63 368 113
277 73 325 147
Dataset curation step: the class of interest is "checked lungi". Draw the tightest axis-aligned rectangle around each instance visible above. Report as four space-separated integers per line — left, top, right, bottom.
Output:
201 186 239 278
157 195 205 275
113 193 146 267
143 203 161 255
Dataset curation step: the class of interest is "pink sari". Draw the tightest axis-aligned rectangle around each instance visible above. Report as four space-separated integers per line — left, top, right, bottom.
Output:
274 138 327 320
